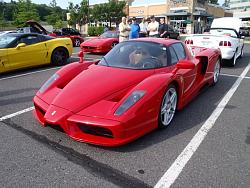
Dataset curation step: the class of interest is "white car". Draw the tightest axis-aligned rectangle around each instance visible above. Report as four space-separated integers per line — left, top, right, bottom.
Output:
185 17 244 66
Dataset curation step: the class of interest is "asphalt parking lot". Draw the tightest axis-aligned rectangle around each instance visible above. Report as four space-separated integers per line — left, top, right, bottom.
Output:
0 45 250 188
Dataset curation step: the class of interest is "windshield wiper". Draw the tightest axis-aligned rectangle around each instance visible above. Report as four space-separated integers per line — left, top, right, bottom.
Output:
101 56 110 67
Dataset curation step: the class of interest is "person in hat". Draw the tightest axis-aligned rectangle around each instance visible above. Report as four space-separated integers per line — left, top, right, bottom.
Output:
129 17 140 39
147 15 159 37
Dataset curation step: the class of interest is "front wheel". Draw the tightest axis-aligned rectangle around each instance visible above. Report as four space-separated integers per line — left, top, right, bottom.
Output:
212 59 221 86
158 84 178 128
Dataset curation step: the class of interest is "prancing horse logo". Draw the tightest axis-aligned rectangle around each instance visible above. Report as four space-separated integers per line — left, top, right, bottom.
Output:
51 110 56 116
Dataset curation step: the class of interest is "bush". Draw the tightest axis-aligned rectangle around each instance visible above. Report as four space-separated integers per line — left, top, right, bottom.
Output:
88 26 104 36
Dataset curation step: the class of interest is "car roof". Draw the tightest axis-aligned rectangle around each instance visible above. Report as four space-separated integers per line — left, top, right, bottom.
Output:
130 38 181 46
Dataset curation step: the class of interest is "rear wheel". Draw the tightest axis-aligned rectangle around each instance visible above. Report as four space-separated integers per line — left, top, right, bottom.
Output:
74 38 81 47
51 48 68 66
111 42 118 48
158 84 177 128
228 52 237 67
239 46 244 58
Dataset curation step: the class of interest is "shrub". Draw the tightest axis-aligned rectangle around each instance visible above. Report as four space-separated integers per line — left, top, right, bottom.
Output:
88 26 104 36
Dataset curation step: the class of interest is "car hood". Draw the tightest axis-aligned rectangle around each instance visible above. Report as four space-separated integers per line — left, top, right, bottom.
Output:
211 17 242 32
82 37 114 46
51 65 154 113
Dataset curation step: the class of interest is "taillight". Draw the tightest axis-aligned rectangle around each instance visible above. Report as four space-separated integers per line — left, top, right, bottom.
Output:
185 39 193 45
219 41 232 47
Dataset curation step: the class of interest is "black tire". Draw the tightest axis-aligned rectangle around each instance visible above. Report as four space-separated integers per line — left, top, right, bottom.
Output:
158 84 178 128
228 52 236 67
111 42 118 48
74 38 81 47
239 45 244 58
51 48 68 66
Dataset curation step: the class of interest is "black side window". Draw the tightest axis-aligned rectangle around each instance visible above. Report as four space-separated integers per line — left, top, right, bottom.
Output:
169 46 178 65
18 35 40 45
171 43 186 60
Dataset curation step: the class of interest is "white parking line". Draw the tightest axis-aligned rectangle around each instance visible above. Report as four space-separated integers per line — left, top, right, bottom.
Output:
154 63 250 188
221 73 250 79
0 67 59 81
0 107 34 122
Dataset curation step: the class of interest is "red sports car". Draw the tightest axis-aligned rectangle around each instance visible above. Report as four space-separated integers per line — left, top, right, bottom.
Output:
49 28 84 47
25 21 84 47
80 31 119 53
33 38 221 146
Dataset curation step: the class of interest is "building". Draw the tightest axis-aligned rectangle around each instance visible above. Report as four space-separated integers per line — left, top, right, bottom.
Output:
229 0 250 28
129 0 232 34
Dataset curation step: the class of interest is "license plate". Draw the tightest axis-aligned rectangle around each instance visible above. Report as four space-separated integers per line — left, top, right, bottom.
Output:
201 41 211 46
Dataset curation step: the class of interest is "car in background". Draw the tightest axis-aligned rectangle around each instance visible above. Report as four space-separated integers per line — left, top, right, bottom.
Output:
0 33 73 73
33 38 221 146
49 28 84 47
239 27 250 37
185 17 244 66
166 24 180 39
25 21 84 47
80 31 119 53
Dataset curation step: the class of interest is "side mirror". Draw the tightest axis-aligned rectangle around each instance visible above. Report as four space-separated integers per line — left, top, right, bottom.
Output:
176 59 195 69
16 43 26 49
241 36 245 39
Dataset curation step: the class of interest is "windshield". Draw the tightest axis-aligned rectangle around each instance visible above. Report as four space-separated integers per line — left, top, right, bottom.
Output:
210 28 238 38
100 31 118 38
0 35 17 48
98 41 168 69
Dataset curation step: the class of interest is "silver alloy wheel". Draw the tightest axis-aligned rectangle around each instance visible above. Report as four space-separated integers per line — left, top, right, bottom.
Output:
75 39 81 47
111 42 118 48
213 60 220 84
160 87 177 126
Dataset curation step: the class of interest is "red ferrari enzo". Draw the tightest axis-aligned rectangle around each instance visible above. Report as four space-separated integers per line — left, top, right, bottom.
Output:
33 38 221 146
80 31 119 53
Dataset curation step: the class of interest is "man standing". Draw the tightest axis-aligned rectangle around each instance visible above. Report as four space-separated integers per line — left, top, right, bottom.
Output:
147 15 159 37
159 18 168 38
129 17 140 39
139 17 148 37
119 17 130 42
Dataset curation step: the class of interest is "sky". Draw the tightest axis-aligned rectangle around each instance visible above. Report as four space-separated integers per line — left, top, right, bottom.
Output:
3 0 225 9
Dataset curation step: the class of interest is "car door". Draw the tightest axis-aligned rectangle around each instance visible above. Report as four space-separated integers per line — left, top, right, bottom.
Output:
7 34 47 69
0 49 9 73
170 43 196 93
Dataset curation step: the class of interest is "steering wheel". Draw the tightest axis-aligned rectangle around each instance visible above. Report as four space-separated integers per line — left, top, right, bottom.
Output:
140 57 162 68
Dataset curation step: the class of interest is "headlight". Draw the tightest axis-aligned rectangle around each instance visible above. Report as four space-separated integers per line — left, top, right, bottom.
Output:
114 90 145 116
39 73 59 93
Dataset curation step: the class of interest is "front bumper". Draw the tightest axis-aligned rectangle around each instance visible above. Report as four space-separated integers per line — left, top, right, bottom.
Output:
33 95 151 147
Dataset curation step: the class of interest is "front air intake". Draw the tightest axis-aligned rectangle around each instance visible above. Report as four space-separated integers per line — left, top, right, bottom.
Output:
77 124 113 138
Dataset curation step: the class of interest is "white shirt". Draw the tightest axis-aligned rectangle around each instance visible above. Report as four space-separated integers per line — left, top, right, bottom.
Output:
139 22 147 33
147 21 159 36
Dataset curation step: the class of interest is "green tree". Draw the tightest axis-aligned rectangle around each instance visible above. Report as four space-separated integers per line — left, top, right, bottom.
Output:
67 0 88 29
46 0 61 28
91 0 126 27
14 0 40 27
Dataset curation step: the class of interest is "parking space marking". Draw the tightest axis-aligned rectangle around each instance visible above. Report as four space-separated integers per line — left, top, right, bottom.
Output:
0 67 59 81
221 73 250 80
154 63 250 188
0 107 34 122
